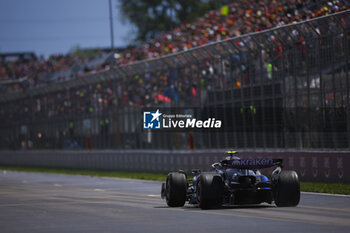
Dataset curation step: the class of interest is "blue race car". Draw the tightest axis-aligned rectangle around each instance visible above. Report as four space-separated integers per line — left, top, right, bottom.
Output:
161 151 300 209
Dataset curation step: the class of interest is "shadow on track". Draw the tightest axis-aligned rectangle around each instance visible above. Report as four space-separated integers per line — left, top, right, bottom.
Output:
154 204 275 210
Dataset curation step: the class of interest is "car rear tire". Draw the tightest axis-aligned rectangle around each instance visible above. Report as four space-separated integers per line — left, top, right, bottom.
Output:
274 170 300 207
197 174 224 209
165 172 187 207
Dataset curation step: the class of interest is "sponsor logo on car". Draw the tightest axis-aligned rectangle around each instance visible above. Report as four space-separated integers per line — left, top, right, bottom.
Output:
229 158 275 167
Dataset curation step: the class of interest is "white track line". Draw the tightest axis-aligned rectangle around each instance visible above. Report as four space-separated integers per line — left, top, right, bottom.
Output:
302 191 350 197
93 189 105 192
147 194 160 197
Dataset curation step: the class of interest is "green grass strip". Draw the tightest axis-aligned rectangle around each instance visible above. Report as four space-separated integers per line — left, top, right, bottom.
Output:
300 182 350 195
1 166 350 195
0 166 167 181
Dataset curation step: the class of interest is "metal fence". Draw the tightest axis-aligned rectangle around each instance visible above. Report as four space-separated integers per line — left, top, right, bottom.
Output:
0 11 350 150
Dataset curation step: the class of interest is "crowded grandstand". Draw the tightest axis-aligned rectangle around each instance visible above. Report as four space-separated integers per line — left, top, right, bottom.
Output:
0 0 349 150
1 0 348 92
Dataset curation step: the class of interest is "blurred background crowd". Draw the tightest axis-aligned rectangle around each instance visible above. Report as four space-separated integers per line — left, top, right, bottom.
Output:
1 0 349 94
1 0 349 150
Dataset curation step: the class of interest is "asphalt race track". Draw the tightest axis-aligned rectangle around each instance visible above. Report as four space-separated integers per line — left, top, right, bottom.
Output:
1 170 350 233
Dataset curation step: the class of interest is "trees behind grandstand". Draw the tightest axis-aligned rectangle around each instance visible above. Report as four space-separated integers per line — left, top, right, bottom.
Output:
119 0 229 42
69 45 101 58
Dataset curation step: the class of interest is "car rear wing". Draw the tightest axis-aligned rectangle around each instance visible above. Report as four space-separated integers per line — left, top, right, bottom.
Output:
221 158 283 169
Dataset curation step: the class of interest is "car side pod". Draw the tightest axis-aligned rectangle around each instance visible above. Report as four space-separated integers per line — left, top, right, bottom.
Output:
273 170 300 207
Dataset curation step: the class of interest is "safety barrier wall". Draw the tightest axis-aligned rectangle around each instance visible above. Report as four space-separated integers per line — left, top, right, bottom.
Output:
0 150 349 183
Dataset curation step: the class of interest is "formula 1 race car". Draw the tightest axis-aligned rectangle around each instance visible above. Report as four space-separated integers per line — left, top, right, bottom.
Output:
161 151 300 209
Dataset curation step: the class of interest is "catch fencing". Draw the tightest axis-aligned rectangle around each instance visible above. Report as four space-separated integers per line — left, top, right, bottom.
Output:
0 11 350 150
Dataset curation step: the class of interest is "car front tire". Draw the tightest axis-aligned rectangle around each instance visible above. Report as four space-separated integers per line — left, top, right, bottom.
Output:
165 172 187 207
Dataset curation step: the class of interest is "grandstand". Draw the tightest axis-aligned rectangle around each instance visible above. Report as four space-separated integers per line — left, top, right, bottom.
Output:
1 0 348 92
0 1 349 150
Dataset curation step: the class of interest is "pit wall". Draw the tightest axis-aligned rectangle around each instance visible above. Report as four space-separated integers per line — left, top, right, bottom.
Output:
0 150 349 183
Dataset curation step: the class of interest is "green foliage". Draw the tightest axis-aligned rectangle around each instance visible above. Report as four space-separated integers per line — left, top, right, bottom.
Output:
69 45 100 58
118 0 229 42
